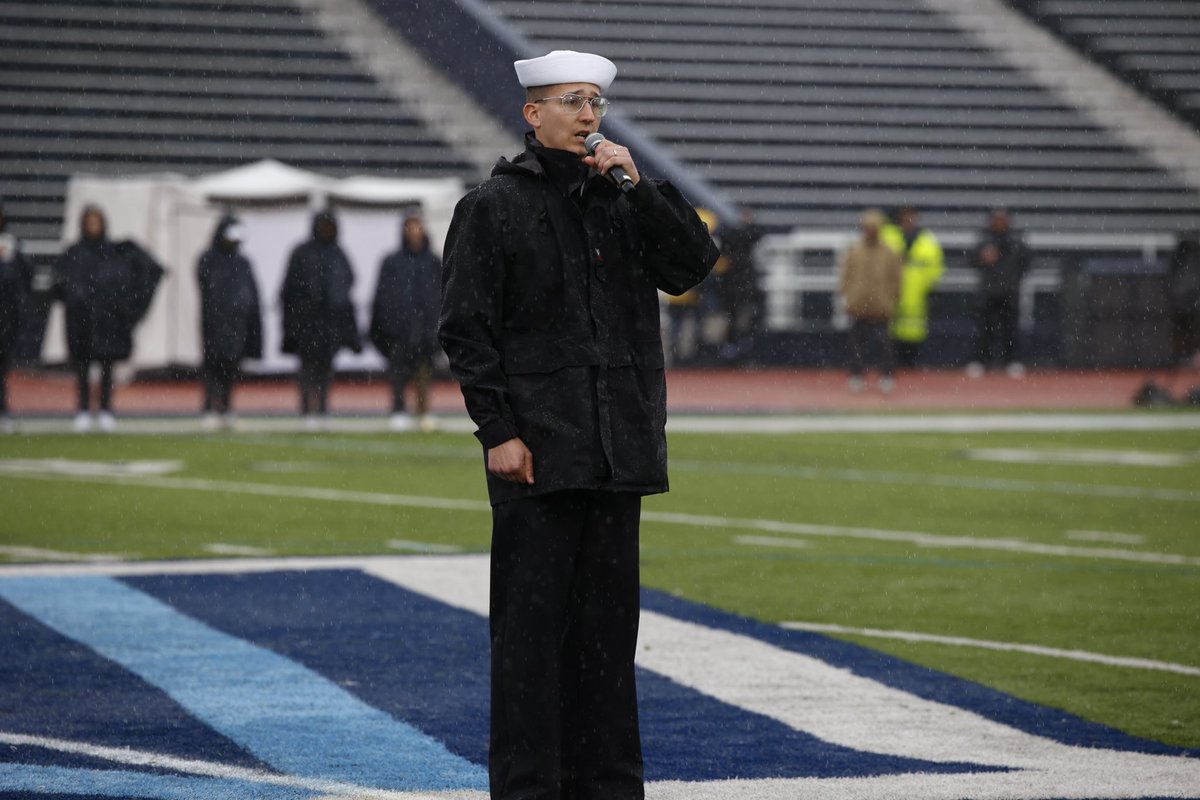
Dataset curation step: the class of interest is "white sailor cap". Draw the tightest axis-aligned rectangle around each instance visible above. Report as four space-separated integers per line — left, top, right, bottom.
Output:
513 50 617 91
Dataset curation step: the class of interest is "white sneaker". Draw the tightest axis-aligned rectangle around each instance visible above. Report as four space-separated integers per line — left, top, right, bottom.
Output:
303 415 321 432
202 412 221 432
418 414 437 433
966 362 985 379
73 412 93 433
849 375 865 393
96 411 116 433
389 412 415 432
878 376 895 395
0 415 14 435
1006 362 1026 379
220 413 237 432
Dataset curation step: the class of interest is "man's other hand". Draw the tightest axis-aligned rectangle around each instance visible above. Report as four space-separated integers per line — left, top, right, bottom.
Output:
488 438 535 485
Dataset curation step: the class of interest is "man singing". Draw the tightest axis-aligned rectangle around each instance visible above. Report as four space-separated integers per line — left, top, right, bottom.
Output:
439 50 718 800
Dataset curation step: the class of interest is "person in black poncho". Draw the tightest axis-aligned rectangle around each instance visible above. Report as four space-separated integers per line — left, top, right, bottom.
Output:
280 210 362 430
370 214 441 433
55 205 163 433
0 202 33 434
197 214 262 430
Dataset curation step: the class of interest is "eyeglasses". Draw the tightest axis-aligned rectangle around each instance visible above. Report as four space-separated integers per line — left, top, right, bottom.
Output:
533 93 610 117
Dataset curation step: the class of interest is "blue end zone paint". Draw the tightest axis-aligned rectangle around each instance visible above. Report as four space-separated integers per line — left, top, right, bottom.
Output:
0 598 265 771
0 765 318 800
640 587 1199 758
0 576 488 793
127 570 998 781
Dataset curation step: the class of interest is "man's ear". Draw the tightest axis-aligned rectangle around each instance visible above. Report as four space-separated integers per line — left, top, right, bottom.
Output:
523 102 541 129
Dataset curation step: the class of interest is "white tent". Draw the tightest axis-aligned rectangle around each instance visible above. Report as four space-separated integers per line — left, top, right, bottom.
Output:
46 160 465 373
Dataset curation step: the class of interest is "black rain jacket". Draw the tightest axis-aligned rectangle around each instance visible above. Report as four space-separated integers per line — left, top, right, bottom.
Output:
439 134 719 505
972 227 1032 299
280 212 361 362
370 230 442 360
198 216 263 363
0 233 32 357
55 208 164 362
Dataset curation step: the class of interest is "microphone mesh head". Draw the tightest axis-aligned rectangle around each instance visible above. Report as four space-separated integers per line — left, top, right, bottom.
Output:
584 132 605 155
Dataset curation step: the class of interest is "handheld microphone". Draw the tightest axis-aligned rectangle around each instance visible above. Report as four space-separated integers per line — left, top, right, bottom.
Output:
584 132 635 193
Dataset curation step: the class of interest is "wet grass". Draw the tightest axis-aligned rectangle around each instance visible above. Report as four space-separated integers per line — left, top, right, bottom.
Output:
1 423 1197 748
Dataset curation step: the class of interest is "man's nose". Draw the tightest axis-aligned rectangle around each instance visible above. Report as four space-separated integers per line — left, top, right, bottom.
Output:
578 102 596 122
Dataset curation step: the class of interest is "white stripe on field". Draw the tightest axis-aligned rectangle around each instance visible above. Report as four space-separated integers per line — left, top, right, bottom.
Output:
663 514 1200 567
666 413 1200 434
0 545 131 563
0 470 1194 569
204 544 276 557
387 539 463 554
780 622 1200 677
366 556 1200 799
1067 530 1147 546
0 731 472 800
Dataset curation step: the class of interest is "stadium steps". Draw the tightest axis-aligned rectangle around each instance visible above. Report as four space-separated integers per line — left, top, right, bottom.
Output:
1007 0 1200 131
0 0 478 250
482 0 1200 234
929 0 1200 195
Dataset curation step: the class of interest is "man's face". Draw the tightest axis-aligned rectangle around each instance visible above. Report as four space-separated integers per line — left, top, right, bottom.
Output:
403 218 426 250
83 212 104 240
861 220 880 244
899 210 918 233
990 212 1010 234
524 82 602 156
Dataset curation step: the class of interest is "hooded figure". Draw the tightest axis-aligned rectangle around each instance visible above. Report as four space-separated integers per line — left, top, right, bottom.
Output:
197 215 263 424
0 202 33 430
279 210 361 420
54 205 164 430
370 214 441 430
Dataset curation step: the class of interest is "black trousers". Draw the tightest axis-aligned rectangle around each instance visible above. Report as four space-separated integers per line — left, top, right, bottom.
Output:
74 359 114 413
974 294 1019 366
894 340 921 369
490 490 645 800
388 351 433 414
203 357 240 414
297 357 332 415
0 353 9 415
847 318 894 378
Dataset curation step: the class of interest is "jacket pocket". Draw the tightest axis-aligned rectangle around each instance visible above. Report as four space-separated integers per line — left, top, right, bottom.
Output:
500 332 601 375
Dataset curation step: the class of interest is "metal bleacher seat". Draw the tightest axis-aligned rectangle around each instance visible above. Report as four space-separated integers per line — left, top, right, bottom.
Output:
1012 0 1200 133
487 0 1199 234
0 0 476 245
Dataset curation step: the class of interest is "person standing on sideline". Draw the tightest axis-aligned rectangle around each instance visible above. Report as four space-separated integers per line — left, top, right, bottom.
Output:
967 208 1032 378
718 207 764 364
370 214 441 432
197 214 263 430
840 209 902 393
439 50 718 800
0 202 33 434
55 205 163 433
280 209 361 430
882 205 944 368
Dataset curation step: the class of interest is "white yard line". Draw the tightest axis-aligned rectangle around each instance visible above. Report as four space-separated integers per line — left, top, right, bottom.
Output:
1067 530 1147 546
0 546 131 563
683 516 1200 568
203 543 276 557
387 539 464 554
0 471 1195 569
780 622 1200 677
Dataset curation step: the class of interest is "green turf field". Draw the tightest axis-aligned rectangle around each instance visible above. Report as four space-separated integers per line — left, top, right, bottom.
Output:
1 420 1197 751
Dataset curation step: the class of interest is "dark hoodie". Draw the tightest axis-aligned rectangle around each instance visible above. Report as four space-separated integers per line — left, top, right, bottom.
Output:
54 206 163 362
0 206 33 357
369 218 442 358
279 210 361 361
439 132 719 504
197 215 263 362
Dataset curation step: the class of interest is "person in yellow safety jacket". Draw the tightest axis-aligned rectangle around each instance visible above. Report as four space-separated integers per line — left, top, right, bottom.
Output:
664 207 721 364
881 205 944 368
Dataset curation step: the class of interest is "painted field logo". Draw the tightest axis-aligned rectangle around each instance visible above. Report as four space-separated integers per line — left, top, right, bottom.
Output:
0 555 1197 799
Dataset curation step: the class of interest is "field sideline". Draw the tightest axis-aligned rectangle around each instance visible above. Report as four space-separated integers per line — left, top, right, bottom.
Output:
1 411 1199 797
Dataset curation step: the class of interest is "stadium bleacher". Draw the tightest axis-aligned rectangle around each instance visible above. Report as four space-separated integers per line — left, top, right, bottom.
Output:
0 0 476 245
1009 0 1200 133
482 0 1199 234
